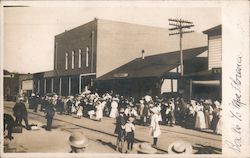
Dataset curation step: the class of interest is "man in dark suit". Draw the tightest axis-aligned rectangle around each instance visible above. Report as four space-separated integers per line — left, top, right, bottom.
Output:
4 113 15 140
45 98 55 131
114 108 126 153
12 97 30 130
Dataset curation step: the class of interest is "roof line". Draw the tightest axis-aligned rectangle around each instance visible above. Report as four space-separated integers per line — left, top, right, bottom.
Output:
138 46 207 59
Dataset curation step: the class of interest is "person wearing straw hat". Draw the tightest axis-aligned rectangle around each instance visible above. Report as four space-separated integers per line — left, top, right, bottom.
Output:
69 131 88 153
168 140 194 154
124 117 135 153
114 108 126 153
134 143 157 154
149 107 161 148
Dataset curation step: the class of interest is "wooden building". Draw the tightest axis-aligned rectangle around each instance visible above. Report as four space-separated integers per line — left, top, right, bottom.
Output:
183 25 222 101
96 47 208 99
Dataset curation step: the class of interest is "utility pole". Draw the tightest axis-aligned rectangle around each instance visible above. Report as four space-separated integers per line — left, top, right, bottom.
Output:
168 18 194 76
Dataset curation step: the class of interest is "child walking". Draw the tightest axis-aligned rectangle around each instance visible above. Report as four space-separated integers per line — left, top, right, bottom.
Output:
124 117 135 153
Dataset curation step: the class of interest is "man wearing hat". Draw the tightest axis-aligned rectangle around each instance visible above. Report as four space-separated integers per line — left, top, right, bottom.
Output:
44 98 55 131
69 131 88 153
114 108 126 153
12 97 30 130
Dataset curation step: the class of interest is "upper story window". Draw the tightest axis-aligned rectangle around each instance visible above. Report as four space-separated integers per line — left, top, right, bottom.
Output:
79 49 82 68
86 47 89 67
72 51 75 69
65 53 68 70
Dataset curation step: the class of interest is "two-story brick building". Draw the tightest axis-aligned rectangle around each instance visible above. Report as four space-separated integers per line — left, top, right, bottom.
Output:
28 18 207 97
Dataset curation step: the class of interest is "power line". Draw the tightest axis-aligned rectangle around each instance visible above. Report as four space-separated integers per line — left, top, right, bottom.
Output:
168 18 194 76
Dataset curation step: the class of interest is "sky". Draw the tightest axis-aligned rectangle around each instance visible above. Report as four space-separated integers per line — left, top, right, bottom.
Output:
3 3 221 73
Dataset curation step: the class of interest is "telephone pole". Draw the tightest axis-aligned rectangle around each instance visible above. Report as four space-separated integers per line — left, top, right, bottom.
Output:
168 18 194 76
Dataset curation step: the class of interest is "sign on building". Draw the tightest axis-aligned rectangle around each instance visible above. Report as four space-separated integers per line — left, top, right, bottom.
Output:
22 80 33 90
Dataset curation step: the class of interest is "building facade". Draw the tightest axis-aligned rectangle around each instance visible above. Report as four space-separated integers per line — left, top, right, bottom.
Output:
3 70 21 101
183 25 222 101
25 18 207 97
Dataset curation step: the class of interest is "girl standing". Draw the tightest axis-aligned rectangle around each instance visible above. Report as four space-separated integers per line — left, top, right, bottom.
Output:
149 107 161 147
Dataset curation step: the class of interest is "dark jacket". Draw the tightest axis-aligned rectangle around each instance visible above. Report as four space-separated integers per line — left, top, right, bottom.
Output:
45 103 55 119
13 102 28 117
115 114 126 135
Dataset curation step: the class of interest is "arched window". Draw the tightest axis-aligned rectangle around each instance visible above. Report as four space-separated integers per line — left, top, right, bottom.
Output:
79 49 82 68
86 47 89 67
65 53 68 70
72 51 75 69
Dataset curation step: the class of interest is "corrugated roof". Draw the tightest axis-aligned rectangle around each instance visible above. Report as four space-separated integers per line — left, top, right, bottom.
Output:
97 46 207 80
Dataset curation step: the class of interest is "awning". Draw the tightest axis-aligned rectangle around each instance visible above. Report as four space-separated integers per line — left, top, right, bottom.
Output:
192 80 220 86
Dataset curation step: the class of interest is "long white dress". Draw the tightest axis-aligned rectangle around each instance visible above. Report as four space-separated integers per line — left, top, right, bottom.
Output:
95 102 104 120
215 111 222 134
109 101 118 118
150 114 161 138
76 106 83 117
195 105 206 129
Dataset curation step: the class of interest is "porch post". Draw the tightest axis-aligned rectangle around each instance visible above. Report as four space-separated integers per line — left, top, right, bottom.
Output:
69 77 71 96
44 79 46 95
189 79 192 101
38 80 40 94
51 78 54 93
79 75 81 94
59 78 62 96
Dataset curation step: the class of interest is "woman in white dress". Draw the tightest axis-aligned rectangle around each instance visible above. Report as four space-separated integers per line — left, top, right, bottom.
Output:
149 107 161 147
215 108 222 134
195 103 206 130
95 100 103 121
76 105 83 119
109 98 119 118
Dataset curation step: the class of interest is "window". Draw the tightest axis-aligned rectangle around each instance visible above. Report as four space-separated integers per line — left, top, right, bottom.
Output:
79 49 82 68
72 51 75 69
65 53 68 70
86 47 89 67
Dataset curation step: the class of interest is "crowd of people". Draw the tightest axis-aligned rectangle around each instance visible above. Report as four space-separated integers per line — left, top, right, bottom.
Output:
6 90 222 153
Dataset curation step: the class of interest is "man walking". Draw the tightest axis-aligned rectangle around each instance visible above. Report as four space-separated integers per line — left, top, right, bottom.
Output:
114 108 126 153
45 98 55 131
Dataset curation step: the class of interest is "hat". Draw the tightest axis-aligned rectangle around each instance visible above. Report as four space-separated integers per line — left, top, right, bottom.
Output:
119 108 125 113
134 143 157 154
144 95 152 102
190 100 196 106
214 100 221 109
168 140 193 154
69 132 88 148
31 93 35 97
127 117 135 123
139 100 144 104
112 97 119 102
